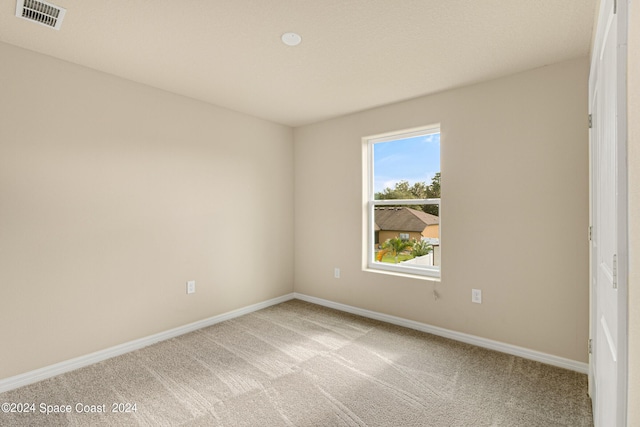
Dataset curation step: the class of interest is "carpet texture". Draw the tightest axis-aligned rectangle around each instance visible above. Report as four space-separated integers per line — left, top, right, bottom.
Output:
0 300 593 426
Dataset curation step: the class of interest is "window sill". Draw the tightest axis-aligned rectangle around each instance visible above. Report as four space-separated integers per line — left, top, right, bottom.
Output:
363 266 441 283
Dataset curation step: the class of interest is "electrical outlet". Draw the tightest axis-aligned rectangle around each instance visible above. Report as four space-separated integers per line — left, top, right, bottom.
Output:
472 289 482 304
186 280 196 294
334 268 340 279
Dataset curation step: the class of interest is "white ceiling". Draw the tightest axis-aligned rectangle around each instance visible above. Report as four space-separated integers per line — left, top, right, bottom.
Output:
0 0 597 127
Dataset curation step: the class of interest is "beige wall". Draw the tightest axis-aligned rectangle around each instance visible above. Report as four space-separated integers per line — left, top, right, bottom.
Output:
0 42 294 380
627 0 639 422
294 58 590 362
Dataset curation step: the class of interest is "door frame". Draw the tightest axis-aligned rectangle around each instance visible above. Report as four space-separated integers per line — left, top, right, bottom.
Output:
588 0 629 425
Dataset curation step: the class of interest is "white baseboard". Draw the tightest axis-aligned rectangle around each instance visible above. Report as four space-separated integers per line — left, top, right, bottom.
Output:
293 293 588 374
0 293 296 394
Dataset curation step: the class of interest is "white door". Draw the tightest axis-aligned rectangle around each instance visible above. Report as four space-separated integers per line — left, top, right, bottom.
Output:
589 0 628 425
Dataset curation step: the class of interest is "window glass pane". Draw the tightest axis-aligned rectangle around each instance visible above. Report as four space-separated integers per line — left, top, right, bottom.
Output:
369 130 440 276
373 134 440 200
373 204 440 268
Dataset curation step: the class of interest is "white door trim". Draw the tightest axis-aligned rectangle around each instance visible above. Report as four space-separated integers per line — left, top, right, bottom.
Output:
614 2 629 425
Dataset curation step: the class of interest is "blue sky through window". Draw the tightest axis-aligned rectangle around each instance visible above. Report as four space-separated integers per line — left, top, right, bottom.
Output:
373 133 440 193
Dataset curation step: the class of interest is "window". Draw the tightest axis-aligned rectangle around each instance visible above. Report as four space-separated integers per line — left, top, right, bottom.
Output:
364 125 441 278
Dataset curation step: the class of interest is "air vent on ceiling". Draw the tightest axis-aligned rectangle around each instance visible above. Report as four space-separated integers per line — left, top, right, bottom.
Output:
16 0 66 30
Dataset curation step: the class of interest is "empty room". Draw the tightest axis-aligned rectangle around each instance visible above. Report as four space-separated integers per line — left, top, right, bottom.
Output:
0 0 637 426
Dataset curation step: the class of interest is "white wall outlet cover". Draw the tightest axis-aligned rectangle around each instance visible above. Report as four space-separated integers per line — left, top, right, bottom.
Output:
187 280 196 294
334 268 340 278
472 289 482 304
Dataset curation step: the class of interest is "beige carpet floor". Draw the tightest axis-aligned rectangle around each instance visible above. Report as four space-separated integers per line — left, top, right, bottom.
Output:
0 299 593 426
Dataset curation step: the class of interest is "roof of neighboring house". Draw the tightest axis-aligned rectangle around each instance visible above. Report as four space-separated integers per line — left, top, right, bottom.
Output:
374 207 439 233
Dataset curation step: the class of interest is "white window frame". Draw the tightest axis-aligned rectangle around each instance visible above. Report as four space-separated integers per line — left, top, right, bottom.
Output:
364 125 441 279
